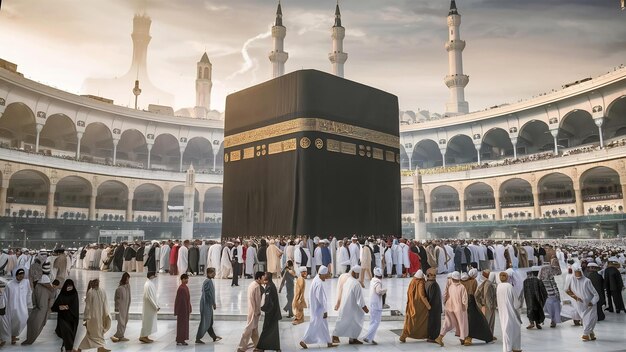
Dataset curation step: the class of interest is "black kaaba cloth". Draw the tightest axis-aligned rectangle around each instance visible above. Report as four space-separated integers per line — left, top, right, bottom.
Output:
222 69 400 238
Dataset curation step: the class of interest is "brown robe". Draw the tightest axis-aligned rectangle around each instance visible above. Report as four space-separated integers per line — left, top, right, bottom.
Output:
78 288 111 350
174 283 192 343
475 279 497 334
23 283 55 344
292 276 307 324
401 278 431 340
517 246 529 268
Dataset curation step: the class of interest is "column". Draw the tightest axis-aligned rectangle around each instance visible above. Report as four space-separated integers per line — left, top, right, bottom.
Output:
212 149 218 171
550 129 559 155
595 118 604 149
426 201 433 223
126 196 133 222
494 189 502 220
76 132 83 161
89 193 97 221
162 194 169 223
440 149 446 168
198 200 205 223
112 139 119 165
459 191 466 222
408 155 412 172
147 144 153 169
0 185 8 217
621 184 626 210
46 184 56 219
475 145 481 164
179 146 185 172
511 137 518 160
532 190 540 219
574 188 584 216
35 124 43 153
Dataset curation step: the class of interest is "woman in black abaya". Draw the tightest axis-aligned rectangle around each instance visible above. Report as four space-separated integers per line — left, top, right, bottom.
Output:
51 279 79 352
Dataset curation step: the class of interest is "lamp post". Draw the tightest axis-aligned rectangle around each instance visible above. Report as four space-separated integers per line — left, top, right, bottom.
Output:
133 80 142 110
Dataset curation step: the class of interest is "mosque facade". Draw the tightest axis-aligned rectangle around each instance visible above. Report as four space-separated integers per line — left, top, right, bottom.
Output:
0 1 625 245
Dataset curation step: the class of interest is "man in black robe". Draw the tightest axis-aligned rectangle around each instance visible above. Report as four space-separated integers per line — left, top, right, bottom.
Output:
188 242 200 275
256 272 281 351
112 243 125 272
424 268 442 343
604 258 625 313
586 263 605 321
418 243 430 272
145 242 159 273
523 267 548 329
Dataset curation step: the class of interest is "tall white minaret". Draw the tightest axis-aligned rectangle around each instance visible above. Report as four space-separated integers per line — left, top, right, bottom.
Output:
444 0 469 115
195 52 212 112
329 1 348 78
130 14 151 80
269 1 288 78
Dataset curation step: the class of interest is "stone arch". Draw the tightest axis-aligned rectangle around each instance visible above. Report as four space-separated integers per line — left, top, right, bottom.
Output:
445 134 474 166
116 129 148 166
518 120 552 155
39 114 77 152
399 144 409 170
96 180 128 210
604 95 626 139
559 109 597 148
412 139 442 168
54 175 92 208
151 133 180 171
430 185 460 212
7 169 49 207
580 166 621 201
215 142 224 171
81 122 113 160
133 183 163 211
0 102 36 148
401 187 414 214
481 127 513 161
167 185 200 211
203 187 222 213
183 136 214 171
464 182 495 210
538 172 574 205
500 178 533 207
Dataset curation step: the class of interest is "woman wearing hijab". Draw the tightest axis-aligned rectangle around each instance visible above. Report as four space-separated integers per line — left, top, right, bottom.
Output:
51 279 79 352
566 264 600 342
78 279 111 352
111 272 131 343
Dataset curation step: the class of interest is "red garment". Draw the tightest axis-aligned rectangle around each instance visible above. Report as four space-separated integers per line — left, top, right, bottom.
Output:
169 244 180 275
174 283 192 342
242 245 248 261
409 250 421 275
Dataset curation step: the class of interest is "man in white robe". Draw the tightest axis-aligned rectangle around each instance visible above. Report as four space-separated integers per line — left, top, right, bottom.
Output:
336 241 350 276
159 242 170 273
332 266 368 345
207 242 221 275
199 240 210 272
220 243 233 279
445 243 455 273
363 268 386 344
566 265 600 341
139 272 160 343
348 237 360 268
497 271 522 352
177 240 190 275
392 240 403 278
494 243 506 271
401 240 410 277
436 242 449 274
523 244 535 266
6 268 30 344
245 242 257 278
300 266 336 349
383 242 394 277
329 238 337 277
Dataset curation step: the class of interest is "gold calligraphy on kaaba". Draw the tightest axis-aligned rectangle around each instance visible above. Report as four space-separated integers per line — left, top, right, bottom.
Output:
230 150 241 162
243 147 255 159
224 118 399 149
268 138 297 155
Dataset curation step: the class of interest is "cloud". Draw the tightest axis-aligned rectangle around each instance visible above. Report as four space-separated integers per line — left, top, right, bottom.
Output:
226 27 273 81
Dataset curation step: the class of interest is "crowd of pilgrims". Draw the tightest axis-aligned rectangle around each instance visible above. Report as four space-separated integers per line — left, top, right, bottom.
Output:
0 236 623 352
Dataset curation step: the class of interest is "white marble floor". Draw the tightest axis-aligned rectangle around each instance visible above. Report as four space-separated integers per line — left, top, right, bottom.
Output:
3 269 625 351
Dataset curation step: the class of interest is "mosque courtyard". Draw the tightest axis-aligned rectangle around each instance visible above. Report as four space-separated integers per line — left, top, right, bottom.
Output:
3 269 625 351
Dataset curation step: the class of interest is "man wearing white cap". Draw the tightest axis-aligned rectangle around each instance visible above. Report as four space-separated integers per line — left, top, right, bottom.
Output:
566 264 600 341
348 237 360 269
293 267 308 325
434 271 468 347
496 271 522 352
332 266 368 345
300 266 336 349
363 267 386 344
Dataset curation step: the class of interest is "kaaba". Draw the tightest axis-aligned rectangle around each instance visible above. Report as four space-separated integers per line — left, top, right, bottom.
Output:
222 69 400 238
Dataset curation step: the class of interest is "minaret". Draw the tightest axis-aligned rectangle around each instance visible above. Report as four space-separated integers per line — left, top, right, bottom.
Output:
195 52 213 113
444 0 470 115
269 1 288 78
130 14 151 80
181 165 195 240
329 1 348 78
